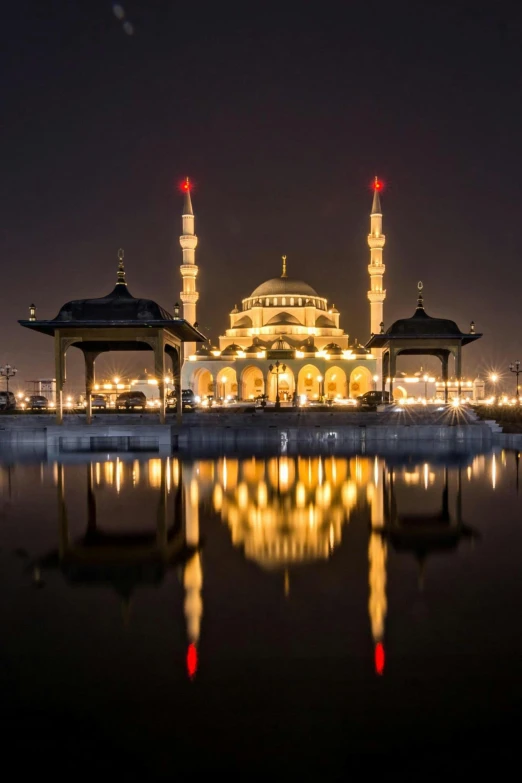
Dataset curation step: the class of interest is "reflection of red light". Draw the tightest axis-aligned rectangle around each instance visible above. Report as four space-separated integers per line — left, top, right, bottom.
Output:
186 643 198 679
373 176 383 192
375 642 385 675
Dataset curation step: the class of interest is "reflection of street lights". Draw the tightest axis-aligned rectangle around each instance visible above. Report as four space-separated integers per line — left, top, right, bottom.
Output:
268 361 286 409
509 361 521 400
317 375 324 401
0 363 17 394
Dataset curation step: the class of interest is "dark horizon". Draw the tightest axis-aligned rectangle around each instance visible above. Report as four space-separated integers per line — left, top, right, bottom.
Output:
2 1 522 388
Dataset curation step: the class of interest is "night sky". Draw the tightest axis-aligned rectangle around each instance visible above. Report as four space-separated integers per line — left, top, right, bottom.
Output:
2 1 522 388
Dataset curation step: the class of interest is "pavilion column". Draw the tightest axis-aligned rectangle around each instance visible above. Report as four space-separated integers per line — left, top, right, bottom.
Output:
169 346 182 425
154 337 166 424
389 348 397 399
455 347 462 398
84 351 98 425
54 332 65 425
441 354 449 403
381 351 389 395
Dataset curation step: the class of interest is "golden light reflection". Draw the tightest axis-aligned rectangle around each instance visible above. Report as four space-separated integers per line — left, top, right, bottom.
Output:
148 459 162 488
491 454 497 490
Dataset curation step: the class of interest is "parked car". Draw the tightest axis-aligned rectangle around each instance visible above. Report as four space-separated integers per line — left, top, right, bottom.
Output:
91 395 108 409
357 390 392 408
0 391 16 410
115 390 147 409
27 394 48 410
166 389 197 409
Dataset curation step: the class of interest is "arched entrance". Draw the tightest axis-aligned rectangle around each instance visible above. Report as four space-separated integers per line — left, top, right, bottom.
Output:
267 366 295 402
297 364 321 401
349 366 373 398
240 365 265 400
192 367 214 400
325 366 347 400
216 367 237 401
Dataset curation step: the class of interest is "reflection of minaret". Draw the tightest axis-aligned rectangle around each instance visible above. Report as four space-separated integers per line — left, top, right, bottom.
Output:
182 463 203 679
368 458 387 675
367 177 386 376
179 177 199 362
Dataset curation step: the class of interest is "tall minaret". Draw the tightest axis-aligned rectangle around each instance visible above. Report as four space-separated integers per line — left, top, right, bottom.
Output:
367 177 386 372
179 177 199 361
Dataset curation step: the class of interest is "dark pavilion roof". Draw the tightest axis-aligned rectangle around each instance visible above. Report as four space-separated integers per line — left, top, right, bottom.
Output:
366 287 481 348
250 276 319 299
19 256 205 343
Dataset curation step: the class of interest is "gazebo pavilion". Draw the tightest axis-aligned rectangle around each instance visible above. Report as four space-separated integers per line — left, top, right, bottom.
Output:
19 252 205 424
366 283 481 402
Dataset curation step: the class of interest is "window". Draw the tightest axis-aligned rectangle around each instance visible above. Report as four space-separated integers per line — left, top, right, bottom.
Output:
298 298 302 306
290 297 294 306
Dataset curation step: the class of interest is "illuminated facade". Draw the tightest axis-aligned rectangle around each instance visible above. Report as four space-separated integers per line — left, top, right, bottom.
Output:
181 184 384 402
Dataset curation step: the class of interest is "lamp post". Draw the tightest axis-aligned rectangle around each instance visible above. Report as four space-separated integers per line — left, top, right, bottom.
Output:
373 375 378 391
268 361 286 409
509 361 521 400
489 373 498 401
0 363 17 394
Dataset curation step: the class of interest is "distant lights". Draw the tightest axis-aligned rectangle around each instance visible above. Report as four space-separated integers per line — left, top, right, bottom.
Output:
372 176 384 192
180 176 193 193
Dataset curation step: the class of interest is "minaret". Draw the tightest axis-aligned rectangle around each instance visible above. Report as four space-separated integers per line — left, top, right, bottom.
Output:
179 177 199 361
367 177 386 373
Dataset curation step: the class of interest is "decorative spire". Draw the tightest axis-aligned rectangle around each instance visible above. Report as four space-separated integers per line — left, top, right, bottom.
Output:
117 248 127 286
371 176 383 215
281 254 287 278
417 280 424 309
182 177 194 216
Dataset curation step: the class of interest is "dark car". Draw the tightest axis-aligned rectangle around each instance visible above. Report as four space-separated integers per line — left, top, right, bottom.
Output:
0 391 16 410
167 389 197 409
357 390 392 408
115 390 147 409
27 394 48 410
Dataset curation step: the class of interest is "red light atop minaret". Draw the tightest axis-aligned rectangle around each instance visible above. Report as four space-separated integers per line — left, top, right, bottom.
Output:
180 176 192 193
373 176 383 192
375 641 385 675
186 642 198 679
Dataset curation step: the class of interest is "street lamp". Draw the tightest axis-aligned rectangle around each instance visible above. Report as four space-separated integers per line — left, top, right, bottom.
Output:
423 373 429 401
268 361 286 409
489 373 498 400
373 374 378 391
509 361 521 400
317 375 324 402
0 363 17 394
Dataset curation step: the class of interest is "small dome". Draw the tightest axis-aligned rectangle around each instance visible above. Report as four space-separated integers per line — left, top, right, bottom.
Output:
351 345 370 355
221 343 242 356
302 341 318 353
265 311 301 326
195 343 210 356
230 304 239 314
324 343 343 355
316 315 335 328
329 304 339 314
271 338 292 350
250 277 319 299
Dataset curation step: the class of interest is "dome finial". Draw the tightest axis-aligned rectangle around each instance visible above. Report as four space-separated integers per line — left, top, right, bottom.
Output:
417 280 424 309
281 255 287 278
117 248 127 286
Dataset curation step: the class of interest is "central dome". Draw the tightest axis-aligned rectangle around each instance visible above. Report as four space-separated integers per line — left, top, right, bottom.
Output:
250 276 319 299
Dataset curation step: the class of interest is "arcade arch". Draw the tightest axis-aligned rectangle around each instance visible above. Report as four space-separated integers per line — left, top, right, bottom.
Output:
349 366 373 398
216 367 237 401
240 365 265 400
324 366 347 400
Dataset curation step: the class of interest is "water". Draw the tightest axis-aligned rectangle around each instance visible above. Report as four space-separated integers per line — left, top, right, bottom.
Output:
1 447 521 776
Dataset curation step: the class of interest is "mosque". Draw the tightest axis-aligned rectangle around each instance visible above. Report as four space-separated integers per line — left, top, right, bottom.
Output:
179 178 386 402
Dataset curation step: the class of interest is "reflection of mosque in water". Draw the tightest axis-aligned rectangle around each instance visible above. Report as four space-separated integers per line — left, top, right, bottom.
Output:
28 450 514 678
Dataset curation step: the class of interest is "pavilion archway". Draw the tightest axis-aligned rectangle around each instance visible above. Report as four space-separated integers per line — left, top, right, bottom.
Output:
325 366 347 400
394 385 407 400
216 367 237 401
240 365 265 400
349 366 373 398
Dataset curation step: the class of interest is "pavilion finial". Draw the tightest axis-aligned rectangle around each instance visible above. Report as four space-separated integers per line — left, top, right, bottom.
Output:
117 248 127 286
417 280 424 309
281 255 287 278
